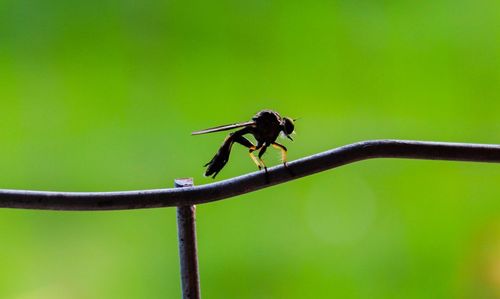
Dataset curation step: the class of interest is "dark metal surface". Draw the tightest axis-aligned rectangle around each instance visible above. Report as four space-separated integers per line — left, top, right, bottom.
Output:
175 178 201 299
1 139 500 210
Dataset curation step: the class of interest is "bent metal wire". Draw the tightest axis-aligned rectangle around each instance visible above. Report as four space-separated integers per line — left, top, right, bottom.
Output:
0 139 500 211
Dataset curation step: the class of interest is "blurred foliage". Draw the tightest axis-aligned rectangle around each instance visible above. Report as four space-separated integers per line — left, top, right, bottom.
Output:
1 0 500 298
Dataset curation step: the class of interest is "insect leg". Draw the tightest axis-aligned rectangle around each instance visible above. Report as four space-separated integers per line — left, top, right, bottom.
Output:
272 142 288 163
248 143 264 170
258 144 271 183
272 142 295 176
232 135 255 148
258 145 269 173
204 127 252 178
249 150 263 169
231 134 263 170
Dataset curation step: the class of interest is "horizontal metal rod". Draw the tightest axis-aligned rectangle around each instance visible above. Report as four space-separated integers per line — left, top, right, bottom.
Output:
0 139 499 211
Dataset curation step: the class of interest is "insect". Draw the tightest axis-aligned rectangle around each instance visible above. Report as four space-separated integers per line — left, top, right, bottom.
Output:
192 110 296 178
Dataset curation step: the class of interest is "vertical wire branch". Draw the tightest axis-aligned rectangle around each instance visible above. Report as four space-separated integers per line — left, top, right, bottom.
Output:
175 178 201 299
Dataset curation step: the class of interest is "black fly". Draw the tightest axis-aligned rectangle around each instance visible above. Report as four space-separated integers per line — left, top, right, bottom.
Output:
192 110 296 178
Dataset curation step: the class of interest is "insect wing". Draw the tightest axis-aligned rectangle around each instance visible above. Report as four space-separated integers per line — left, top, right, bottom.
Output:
192 121 255 135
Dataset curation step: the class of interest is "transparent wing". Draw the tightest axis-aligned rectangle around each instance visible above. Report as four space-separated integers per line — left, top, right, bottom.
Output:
191 121 255 135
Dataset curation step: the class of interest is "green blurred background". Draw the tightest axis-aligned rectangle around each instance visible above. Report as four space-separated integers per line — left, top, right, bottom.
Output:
1 0 500 298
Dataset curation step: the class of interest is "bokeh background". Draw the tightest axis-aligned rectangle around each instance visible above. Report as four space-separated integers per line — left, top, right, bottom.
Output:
1 0 500 298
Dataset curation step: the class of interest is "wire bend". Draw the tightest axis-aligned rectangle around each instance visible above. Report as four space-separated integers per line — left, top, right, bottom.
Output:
1 139 499 211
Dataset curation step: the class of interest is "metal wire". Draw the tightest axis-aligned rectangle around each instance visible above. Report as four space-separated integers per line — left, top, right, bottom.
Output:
1 139 499 211
175 178 201 299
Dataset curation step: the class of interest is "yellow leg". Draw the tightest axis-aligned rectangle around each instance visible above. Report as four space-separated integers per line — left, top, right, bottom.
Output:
272 144 287 163
248 146 263 169
273 142 294 176
249 153 263 169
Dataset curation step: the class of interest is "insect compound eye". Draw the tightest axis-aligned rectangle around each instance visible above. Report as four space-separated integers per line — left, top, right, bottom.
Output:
282 117 295 135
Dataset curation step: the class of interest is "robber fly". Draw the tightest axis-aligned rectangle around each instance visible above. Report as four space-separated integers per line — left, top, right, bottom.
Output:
192 110 296 178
